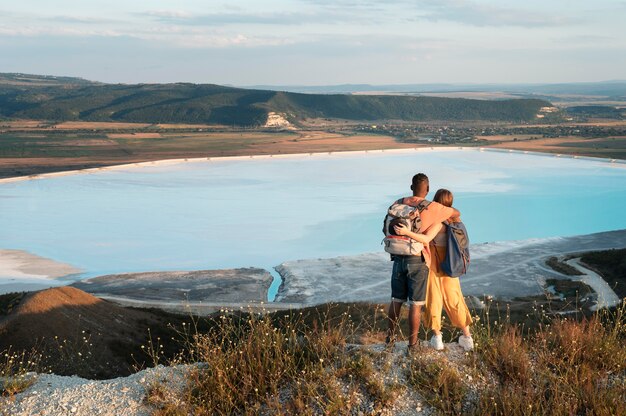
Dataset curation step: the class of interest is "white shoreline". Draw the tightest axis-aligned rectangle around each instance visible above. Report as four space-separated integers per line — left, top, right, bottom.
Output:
0 249 81 280
0 250 82 295
1 146 624 184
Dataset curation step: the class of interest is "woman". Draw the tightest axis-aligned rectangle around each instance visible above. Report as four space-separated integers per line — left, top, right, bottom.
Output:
394 188 474 351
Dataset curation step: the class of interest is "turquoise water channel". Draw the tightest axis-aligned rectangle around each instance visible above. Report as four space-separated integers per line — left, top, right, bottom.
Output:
1 148 625 300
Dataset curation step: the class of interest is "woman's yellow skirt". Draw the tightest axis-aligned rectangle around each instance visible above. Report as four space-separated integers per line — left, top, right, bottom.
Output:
424 245 473 331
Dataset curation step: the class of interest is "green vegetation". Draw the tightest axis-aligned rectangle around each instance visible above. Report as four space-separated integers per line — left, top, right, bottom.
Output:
0 73 93 86
0 131 298 159
581 248 626 298
546 278 593 299
0 76 553 126
0 292 26 316
565 105 624 120
267 91 550 123
546 256 584 276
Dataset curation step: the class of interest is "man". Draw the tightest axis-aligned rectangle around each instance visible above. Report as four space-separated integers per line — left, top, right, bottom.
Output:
386 173 460 354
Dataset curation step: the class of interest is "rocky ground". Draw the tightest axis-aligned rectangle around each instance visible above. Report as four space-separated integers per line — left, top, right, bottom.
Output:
1 364 191 416
1 341 475 416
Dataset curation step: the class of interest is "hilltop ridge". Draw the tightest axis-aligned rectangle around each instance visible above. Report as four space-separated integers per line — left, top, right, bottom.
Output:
0 73 554 126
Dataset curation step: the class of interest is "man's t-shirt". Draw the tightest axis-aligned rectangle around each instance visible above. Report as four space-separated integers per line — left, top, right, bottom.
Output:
401 196 455 265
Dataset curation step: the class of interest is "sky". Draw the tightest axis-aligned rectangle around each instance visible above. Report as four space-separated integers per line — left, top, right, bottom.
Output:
0 0 625 85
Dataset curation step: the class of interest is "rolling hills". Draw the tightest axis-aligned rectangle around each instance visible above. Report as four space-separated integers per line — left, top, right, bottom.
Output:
0 286 198 379
0 73 553 126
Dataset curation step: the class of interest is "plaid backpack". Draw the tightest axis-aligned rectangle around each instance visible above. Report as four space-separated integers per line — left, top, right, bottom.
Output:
441 221 470 277
382 198 431 256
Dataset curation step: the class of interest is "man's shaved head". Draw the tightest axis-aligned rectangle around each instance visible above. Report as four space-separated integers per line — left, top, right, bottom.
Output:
410 173 429 197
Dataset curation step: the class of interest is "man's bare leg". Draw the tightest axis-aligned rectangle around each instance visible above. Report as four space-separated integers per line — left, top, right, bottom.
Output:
387 301 403 341
408 304 422 346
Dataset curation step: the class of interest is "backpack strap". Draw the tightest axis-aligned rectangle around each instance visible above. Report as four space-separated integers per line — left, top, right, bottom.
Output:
397 197 431 210
416 199 431 212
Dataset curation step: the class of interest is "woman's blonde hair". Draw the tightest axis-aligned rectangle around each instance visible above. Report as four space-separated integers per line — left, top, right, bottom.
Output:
433 188 453 207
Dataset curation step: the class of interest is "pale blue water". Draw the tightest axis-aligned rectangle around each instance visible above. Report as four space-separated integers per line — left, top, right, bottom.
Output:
1 149 625 300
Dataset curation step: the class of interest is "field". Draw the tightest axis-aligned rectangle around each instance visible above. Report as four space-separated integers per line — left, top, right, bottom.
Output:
0 122 415 178
482 136 626 159
1 119 626 179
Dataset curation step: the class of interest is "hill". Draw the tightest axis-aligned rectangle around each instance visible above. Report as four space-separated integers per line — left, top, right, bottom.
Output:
565 105 625 119
0 287 192 379
0 73 554 126
0 73 95 87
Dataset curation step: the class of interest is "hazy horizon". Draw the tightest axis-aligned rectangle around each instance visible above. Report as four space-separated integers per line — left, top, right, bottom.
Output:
5 72 625 89
1 1 624 86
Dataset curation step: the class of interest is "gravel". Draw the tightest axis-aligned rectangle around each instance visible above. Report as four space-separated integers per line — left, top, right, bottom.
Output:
1 365 192 416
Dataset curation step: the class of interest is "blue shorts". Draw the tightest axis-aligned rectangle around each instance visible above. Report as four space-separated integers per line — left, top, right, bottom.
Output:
390 255 428 305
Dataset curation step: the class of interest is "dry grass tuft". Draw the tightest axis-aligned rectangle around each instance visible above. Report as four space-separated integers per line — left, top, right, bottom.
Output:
474 303 626 416
0 348 43 397
406 352 467 415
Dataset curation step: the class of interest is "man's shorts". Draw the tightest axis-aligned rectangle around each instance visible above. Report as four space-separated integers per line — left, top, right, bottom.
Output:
390 255 428 305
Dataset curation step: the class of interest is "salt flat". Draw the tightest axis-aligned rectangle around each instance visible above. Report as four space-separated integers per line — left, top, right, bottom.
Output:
275 229 626 305
0 249 82 294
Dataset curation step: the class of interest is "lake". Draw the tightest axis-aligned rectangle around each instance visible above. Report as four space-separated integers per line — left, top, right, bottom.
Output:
1 148 625 299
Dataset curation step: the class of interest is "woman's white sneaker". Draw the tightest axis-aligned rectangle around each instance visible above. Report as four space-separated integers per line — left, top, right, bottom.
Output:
430 334 444 351
458 335 474 351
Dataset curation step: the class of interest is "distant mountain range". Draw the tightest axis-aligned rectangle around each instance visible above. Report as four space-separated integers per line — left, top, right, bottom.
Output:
244 81 626 98
0 73 556 126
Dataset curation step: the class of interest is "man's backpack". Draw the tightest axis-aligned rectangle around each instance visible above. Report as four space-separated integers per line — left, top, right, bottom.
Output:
382 198 431 256
441 221 470 277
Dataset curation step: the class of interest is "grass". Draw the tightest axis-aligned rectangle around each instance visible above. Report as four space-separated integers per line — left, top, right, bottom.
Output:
145 308 358 415
1 291 624 414
0 348 43 396
0 131 299 158
406 350 468 415
1 299 624 414
472 302 626 416
137 300 626 415
143 305 415 415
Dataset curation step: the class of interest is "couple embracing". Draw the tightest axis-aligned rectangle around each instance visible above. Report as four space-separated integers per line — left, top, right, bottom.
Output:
384 173 473 354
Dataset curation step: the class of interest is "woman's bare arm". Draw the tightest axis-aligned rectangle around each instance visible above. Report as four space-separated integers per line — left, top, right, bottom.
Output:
393 222 443 244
